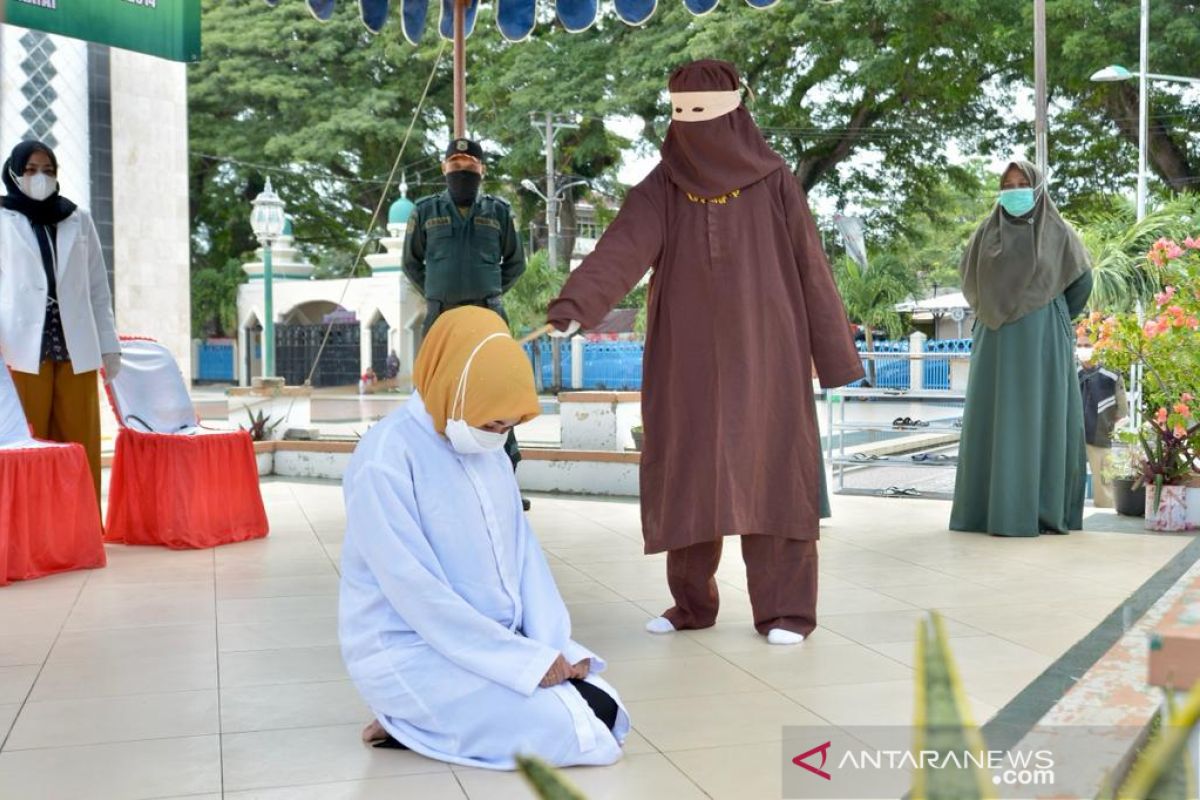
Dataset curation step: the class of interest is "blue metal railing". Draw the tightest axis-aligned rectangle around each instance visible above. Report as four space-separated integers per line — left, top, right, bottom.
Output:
521 337 972 392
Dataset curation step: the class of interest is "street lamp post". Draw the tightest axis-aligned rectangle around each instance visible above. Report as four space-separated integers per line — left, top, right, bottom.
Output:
521 178 589 268
1090 56 1200 427
250 179 287 379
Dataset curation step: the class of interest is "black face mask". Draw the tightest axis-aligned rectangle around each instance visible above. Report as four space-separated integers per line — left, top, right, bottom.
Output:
446 170 482 206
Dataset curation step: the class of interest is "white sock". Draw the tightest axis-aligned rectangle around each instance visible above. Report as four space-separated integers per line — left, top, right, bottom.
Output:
645 616 676 635
767 628 805 646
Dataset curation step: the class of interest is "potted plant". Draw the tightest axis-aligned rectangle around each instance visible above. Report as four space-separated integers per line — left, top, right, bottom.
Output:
1102 437 1146 517
1135 416 1197 531
1080 235 1200 531
630 425 644 451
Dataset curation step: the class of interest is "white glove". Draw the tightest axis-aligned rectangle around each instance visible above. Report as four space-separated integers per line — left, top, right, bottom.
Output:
550 321 581 338
102 352 122 385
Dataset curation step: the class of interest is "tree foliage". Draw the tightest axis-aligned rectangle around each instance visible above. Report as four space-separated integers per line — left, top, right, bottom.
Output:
188 0 1198 338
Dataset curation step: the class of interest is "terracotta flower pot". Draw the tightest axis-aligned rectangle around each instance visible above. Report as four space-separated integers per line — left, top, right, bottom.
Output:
1145 484 1189 532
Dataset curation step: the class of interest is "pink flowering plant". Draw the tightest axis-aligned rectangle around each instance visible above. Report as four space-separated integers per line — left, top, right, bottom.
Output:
1079 236 1200 498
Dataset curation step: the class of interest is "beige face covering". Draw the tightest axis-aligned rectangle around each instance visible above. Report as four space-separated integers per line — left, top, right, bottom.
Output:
670 90 741 122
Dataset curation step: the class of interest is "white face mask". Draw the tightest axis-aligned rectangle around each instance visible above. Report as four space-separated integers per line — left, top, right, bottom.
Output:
444 332 510 455
21 172 57 201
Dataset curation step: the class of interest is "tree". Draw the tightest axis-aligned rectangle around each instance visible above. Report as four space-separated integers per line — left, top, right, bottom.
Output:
191 258 247 338
1043 0 1200 198
832 254 917 385
502 251 568 337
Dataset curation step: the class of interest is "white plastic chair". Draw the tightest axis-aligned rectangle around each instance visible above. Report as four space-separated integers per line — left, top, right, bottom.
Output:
107 339 202 435
0 356 54 450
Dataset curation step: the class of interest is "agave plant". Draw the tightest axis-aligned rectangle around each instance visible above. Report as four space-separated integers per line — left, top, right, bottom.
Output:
240 405 282 442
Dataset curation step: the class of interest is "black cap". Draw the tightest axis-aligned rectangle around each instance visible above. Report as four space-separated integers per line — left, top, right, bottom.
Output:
445 138 484 161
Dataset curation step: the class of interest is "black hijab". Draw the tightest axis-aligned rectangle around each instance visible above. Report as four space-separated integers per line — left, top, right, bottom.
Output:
2 140 76 226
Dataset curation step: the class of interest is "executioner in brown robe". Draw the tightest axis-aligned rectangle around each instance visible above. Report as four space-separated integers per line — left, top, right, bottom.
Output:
547 60 863 642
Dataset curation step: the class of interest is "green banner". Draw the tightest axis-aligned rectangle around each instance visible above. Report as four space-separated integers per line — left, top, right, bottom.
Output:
4 0 201 63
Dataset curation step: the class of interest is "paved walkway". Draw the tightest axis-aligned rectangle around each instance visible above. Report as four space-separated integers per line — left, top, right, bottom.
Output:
0 480 1191 799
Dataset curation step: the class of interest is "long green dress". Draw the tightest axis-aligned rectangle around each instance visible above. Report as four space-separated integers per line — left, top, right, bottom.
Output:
950 272 1092 536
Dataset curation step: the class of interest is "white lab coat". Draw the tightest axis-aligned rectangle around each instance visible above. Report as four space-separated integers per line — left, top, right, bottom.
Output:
0 206 119 374
338 394 629 770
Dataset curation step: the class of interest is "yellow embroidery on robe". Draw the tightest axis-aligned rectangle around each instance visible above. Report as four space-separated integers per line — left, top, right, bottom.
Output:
685 189 742 205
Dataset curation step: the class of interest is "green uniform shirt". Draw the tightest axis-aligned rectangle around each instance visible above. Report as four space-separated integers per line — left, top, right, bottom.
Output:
402 190 526 305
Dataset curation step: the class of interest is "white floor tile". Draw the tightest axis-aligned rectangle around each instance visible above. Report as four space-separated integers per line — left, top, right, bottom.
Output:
30 650 217 702
224 773 468 800
220 645 349 688
221 723 448 792
220 679 368 733
0 735 220 799
5 689 218 750
0 665 39 704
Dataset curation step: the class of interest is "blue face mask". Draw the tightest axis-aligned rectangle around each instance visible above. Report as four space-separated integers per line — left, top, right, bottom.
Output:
999 187 1036 217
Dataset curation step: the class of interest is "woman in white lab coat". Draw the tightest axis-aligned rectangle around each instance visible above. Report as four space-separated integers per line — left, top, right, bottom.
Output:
338 306 629 770
0 140 120 499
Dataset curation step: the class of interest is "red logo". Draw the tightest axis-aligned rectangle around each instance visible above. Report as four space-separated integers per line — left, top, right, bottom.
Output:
793 741 832 780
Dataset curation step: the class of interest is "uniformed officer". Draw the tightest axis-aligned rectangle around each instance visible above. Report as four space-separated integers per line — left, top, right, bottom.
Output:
404 138 530 506
404 138 525 338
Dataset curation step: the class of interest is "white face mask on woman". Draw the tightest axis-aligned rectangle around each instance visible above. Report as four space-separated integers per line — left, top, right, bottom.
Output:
18 172 57 202
444 332 510 455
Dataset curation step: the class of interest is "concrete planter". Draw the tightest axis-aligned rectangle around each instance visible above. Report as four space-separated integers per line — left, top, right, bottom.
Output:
1145 484 1190 532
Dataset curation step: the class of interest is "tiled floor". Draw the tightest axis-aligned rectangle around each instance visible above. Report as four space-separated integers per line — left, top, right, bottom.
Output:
0 479 1190 799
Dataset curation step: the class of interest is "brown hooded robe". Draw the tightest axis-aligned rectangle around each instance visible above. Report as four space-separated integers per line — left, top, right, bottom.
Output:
548 60 863 554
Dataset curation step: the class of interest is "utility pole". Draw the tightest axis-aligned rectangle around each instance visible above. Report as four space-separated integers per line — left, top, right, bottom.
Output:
1033 0 1048 176
531 111 578 392
531 112 579 270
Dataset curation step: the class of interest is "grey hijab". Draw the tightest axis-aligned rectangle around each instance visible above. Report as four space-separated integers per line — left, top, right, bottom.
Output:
959 160 1091 330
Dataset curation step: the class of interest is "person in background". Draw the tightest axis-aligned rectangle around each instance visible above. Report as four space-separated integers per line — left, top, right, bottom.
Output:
0 140 121 501
385 348 401 380
404 137 530 508
951 160 1093 536
339 307 628 770
1077 344 1128 508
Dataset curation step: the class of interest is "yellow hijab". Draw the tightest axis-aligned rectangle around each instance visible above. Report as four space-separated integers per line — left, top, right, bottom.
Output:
414 307 541 434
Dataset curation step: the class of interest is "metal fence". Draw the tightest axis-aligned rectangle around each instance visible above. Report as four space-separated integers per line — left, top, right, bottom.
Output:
849 338 972 391
524 341 644 390
522 338 972 392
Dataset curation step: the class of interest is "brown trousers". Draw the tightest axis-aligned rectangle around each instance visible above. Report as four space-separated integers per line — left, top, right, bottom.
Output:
662 535 818 637
11 360 102 501
1086 444 1114 508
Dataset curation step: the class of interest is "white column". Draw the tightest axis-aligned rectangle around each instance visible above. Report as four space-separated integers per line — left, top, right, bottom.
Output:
237 325 249 387
909 331 927 391
359 320 373 378
570 335 585 390
110 50 192 380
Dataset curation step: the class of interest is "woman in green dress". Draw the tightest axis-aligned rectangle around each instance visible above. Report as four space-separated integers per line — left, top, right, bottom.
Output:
950 161 1092 536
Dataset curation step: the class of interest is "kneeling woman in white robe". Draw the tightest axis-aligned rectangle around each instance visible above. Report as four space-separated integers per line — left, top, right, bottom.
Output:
339 307 629 770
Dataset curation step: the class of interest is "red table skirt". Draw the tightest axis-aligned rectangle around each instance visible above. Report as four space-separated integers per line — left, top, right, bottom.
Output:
105 428 269 549
0 443 106 585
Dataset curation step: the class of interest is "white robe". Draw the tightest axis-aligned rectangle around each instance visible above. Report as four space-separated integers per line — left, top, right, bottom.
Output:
338 394 629 770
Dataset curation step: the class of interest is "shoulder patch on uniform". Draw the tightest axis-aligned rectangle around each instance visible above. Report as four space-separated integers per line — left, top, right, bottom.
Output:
424 216 451 229
406 217 417 234
485 193 511 207
476 215 502 231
